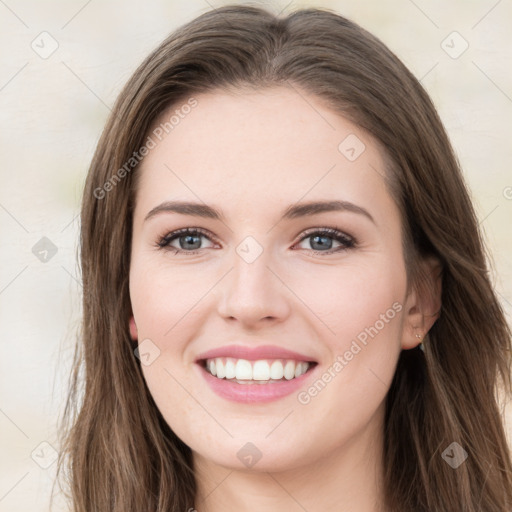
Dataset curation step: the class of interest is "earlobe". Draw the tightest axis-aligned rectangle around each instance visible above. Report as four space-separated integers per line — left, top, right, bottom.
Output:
129 315 138 341
401 255 443 350
401 289 425 350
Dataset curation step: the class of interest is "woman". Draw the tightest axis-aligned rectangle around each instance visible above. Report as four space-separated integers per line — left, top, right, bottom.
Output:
55 5 512 511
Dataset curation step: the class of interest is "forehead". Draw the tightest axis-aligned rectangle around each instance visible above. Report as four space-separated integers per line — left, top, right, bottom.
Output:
134 86 394 222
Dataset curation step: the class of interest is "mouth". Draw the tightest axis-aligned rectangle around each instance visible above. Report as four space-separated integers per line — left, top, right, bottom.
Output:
194 344 319 402
196 355 319 403
200 357 318 384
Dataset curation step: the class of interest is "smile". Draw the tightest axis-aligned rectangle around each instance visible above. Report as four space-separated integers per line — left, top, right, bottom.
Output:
204 357 311 383
194 344 318 403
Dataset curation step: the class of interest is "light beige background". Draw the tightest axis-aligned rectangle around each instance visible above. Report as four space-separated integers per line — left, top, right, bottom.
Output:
0 0 511 510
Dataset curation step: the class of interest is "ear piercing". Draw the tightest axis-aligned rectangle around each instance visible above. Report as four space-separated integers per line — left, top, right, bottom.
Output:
416 333 425 352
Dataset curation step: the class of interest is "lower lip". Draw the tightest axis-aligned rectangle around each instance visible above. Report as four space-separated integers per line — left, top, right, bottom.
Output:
197 363 317 403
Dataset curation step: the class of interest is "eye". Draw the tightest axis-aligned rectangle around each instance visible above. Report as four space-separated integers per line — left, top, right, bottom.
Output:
156 226 356 256
156 228 216 255
294 227 356 254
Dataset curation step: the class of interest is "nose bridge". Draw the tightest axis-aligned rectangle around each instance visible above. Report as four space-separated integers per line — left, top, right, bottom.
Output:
217 234 289 323
231 236 275 302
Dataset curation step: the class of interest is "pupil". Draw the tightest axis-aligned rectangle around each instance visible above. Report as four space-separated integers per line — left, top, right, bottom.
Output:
183 235 200 249
312 235 332 250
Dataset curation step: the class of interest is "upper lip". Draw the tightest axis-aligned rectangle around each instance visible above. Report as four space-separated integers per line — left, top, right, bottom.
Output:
195 344 317 363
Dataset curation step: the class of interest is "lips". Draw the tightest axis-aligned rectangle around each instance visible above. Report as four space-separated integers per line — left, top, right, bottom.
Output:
195 344 317 363
194 344 319 403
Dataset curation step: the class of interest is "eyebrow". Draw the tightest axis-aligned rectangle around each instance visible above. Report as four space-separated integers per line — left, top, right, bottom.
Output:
144 199 375 224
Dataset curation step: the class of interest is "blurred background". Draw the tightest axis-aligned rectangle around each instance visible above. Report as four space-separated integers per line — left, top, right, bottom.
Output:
0 0 511 510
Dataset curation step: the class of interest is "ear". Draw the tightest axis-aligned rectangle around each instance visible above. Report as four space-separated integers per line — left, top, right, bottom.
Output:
401 255 442 350
129 315 138 341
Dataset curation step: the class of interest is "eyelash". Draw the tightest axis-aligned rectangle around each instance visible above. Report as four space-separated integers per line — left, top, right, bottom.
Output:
156 227 356 256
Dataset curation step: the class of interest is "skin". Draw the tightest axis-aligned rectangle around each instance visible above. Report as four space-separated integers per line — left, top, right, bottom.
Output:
128 86 440 512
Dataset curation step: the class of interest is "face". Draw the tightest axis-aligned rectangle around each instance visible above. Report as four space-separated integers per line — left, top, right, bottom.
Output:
129 86 416 473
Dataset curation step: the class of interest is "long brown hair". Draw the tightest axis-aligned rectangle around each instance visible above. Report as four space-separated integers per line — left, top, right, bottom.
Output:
53 5 512 511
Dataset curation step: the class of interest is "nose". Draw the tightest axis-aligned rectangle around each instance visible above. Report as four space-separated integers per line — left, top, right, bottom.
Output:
216 244 291 328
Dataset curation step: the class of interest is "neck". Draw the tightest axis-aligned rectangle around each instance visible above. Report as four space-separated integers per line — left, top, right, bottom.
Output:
193 403 389 512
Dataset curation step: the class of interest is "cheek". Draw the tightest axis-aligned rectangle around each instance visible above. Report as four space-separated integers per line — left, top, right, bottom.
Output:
129 260 210 412
129 259 204 343
293 258 405 398
330 266 404 345
285 256 405 342
129 263 200 417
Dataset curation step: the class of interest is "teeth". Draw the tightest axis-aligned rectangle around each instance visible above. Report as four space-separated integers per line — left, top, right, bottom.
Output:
216 359 225 378
205 357 311 382
253 360 270 380
295 362 308 378
225 359 236 379
270 360 284 379
235 359 252 380
284 360 295 380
